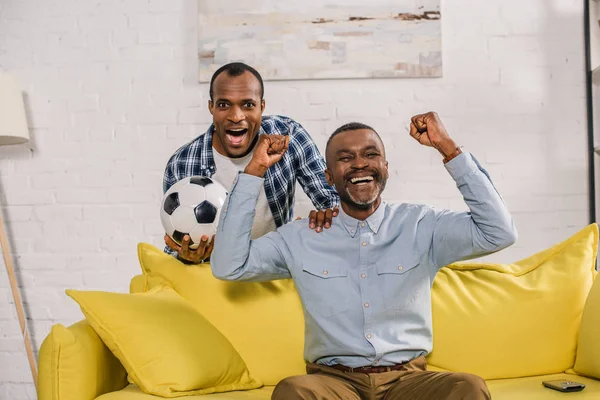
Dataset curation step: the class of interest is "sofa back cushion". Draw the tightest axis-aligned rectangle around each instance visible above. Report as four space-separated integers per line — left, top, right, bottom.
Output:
428 224 598 379
574 248 600 379
137 243 306 386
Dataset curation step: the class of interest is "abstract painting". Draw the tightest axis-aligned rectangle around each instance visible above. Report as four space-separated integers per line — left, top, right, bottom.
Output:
198 0 441 82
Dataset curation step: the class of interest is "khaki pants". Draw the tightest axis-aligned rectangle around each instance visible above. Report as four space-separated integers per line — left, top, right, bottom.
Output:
272 356 491 400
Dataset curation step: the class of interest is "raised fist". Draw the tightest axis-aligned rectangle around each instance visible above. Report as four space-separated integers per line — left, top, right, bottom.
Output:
408 112 458 159
244 134 290 177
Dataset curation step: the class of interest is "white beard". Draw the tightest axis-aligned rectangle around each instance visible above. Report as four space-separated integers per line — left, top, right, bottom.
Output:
344 182 383 206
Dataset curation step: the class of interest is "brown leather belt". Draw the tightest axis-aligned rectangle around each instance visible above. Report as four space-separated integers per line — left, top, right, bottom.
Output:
329 362 406 374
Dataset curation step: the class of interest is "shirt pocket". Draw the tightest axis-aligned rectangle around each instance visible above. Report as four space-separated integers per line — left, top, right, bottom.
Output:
300 262 351 317
376 253 425 311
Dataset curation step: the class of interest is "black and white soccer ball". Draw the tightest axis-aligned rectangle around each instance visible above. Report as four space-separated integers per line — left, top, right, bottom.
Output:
160 176 228 249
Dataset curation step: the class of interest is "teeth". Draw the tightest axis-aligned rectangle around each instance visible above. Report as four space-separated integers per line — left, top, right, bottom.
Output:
350 176 374 183
228 128 246 132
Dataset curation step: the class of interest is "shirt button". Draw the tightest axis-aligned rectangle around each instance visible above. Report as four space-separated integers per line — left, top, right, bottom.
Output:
366 333 372 339
361 273 366 278
323 270 328 275
398 265 403 271
374 359 380 364
361 241 367 246
360 222 365 227
364 302 370 308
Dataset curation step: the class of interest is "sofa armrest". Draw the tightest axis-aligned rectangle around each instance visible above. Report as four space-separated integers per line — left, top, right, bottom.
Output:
38 319 128 400
130 274 146 294
574 267 600 379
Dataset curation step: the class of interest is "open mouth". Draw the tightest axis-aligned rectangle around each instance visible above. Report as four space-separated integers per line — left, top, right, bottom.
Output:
225 128 248 146
348 175 375 186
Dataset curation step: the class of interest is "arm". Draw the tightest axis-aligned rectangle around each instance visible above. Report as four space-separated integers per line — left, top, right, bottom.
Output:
292 123 339 210
211 173 292 281
428 152 517 268
211 135 293 282
408 112 517 269
163 154 178 193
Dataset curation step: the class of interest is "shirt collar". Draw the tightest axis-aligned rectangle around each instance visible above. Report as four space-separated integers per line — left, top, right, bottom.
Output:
338 201 386 237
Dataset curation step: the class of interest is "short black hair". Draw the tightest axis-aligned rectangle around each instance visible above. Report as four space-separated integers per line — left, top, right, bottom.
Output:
325 122 382 159
209 62 264 101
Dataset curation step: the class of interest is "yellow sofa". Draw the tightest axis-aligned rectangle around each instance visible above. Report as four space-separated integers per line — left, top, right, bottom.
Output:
38 224 600 400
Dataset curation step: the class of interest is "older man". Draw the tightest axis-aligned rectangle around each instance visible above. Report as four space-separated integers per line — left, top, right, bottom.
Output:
211 112 517 400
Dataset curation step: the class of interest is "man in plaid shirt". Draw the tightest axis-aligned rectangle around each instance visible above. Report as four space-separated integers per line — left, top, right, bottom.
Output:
164 62 339 264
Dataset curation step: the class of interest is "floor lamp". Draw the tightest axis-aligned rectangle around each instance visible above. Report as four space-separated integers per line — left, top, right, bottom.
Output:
0 72 37 386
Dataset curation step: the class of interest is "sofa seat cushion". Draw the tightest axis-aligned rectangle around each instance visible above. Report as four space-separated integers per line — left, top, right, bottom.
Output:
97 385 275 400
97 374 600 400
487 373 600 399
428 224 598 379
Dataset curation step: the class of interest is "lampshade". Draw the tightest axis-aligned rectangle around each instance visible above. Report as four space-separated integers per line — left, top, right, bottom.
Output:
0 73 29 146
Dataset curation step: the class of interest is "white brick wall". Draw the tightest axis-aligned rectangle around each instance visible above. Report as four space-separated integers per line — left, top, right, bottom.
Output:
0 0 590 397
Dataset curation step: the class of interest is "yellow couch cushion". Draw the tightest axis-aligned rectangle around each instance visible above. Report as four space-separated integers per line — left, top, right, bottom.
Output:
574 249 600 379
96 375 600 400
428 224 598 379
66 286 262 397
37 320 128 400
137 243 306 386
130 274 145 294
97 385 275 400
486 373 600 399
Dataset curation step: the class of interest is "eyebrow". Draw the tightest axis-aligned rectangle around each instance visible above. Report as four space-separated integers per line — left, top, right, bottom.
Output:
214 98 257 103
335 145 380 154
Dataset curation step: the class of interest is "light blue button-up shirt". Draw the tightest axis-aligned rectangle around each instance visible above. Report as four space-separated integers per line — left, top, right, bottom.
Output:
211 152 517 368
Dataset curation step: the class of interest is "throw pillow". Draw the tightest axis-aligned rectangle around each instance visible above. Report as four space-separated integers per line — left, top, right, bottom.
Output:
427 223 598 379
137 243 306 386
66 286 262 397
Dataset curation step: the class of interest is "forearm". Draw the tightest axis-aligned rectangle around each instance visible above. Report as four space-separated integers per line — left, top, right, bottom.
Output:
433 151 517 266
211 173 290 281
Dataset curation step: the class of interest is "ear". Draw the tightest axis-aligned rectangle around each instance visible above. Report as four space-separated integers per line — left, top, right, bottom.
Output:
208 99 214 115
384 161 389 179
261 99 266 113
325 168 333 187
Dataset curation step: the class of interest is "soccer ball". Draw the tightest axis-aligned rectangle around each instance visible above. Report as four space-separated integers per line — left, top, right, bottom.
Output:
160 176 228 249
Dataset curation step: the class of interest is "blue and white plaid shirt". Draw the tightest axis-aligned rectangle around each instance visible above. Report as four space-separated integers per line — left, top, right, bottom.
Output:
163 115 339 256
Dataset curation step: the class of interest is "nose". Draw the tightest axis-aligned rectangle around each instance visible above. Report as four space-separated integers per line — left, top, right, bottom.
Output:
351 154 369 169
227 105 245 124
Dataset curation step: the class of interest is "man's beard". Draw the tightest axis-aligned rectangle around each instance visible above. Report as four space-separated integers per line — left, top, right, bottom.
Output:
343 178 387 209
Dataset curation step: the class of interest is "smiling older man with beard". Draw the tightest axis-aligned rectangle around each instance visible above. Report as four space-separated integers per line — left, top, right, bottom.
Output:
211 112 517 400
